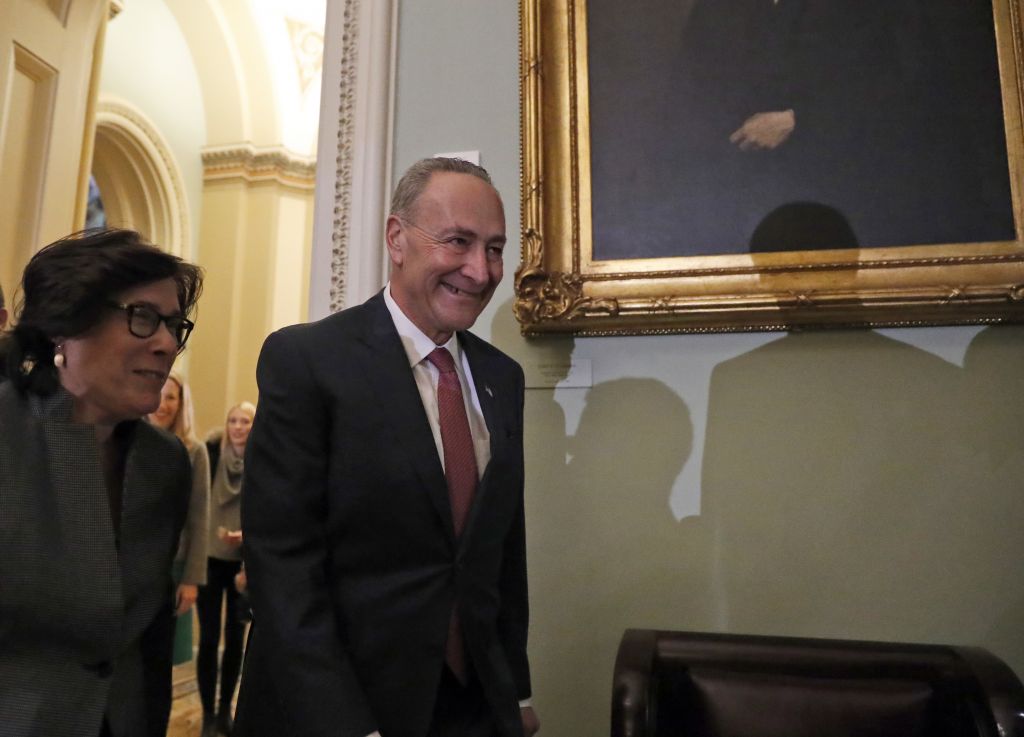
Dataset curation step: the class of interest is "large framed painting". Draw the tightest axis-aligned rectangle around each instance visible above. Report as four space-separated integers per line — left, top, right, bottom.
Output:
515 0 1024 334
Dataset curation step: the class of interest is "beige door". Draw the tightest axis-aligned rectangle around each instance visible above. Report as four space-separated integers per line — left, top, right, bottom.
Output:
0 0 107 297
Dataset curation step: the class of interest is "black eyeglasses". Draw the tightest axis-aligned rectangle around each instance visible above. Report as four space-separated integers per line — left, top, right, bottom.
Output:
106 302 195 354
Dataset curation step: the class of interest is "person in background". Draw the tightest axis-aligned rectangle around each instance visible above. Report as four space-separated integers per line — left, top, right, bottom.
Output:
196 401 255 737
235 157 538 737
148 371 210 668
0 228 203 737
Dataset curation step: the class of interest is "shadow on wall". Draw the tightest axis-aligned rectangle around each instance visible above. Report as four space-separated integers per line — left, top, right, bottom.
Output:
491 297 706 737
545 378 702 737
959 326 1024 663
705 205 1024 657
487 287 1024 737
701 323 1024 659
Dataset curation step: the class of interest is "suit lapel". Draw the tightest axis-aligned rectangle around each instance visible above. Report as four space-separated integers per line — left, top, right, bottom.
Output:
461 334 504 466
459 334 506 540
358 295 456 541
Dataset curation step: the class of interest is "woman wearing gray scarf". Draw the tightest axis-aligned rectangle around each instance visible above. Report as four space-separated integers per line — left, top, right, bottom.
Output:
196 401 255 737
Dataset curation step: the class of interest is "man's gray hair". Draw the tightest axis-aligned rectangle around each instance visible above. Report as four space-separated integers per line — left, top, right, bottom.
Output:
390 157 494 219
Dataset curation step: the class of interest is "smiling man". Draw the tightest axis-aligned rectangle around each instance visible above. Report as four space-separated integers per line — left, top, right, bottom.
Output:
235 158 539 737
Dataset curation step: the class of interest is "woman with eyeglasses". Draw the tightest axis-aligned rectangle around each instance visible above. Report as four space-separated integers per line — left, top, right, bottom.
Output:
196 400 255 737
0 229 203 737
148 372 210 669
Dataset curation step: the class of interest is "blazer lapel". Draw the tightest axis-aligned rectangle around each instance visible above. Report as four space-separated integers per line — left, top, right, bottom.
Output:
459 334 507 539
34 393 123 624
461 335 504 466
358 295 456 542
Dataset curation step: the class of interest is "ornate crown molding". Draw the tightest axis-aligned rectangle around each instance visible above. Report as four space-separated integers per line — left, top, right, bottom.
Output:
201 143 317 190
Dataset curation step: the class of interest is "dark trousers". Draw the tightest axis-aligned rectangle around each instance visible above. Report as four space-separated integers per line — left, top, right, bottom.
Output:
427 666 502 737
196 557 245 716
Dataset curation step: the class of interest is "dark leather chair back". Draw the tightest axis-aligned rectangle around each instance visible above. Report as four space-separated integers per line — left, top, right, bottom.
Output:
612 630 1024 737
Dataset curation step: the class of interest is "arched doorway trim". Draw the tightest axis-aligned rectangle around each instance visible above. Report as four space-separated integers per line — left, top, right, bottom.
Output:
309 0 397 319
93 97 190 257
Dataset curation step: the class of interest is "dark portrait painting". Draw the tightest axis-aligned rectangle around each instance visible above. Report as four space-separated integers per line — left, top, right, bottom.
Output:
587 0 1016 258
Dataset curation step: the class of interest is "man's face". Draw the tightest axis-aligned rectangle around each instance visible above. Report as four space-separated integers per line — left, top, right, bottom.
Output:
387 172 506 344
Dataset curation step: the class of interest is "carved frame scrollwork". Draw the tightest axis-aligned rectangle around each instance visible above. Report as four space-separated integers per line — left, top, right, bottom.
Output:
515 0 1024 335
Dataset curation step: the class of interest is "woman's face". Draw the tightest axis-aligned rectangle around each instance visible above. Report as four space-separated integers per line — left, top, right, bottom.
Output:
227 408 253 450
149 378 181 430
59 278 181 426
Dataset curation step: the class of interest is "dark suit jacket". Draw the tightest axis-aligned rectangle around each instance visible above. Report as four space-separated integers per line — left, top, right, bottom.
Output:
235 292 531 737
0 382 191 737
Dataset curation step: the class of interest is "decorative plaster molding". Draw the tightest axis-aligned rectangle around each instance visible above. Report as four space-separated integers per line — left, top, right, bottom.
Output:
328 0 360 313
309 0 396 319
94 97 191 258
201 143 317 189
286 18 325 93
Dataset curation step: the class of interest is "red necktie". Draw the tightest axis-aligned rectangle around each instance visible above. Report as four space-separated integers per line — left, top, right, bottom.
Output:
426 346 478 682
426 347 478 535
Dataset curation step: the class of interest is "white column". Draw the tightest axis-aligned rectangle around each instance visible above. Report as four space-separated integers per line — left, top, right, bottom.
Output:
309 0 398 320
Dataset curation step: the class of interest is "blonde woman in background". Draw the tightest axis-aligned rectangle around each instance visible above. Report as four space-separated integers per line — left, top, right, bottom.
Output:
197 401 255 737
148 371 210 667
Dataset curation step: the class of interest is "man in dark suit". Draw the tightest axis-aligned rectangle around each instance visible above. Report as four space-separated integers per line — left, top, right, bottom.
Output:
235 157 540 737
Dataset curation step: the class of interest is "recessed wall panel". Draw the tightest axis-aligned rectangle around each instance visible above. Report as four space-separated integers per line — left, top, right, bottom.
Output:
45 0 72 26
0 43 56 296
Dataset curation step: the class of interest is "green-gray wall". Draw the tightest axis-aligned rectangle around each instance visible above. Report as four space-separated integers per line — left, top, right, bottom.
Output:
392 3 1024 735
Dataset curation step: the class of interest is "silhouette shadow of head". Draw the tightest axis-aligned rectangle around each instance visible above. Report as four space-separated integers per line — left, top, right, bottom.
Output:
568 378 692 516
747 201 861 329
749 201 859 253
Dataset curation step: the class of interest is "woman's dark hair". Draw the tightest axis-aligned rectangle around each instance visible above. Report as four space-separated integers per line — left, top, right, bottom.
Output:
3 228 203 395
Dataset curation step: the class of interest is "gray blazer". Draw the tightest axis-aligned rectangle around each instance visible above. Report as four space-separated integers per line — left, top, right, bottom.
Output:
0 382 191 737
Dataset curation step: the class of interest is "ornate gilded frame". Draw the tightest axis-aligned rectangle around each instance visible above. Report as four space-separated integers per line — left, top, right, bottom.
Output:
515 0 1024 335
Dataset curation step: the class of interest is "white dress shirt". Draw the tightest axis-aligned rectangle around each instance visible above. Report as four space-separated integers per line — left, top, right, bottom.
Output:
383 284 491 473
360 287 528 737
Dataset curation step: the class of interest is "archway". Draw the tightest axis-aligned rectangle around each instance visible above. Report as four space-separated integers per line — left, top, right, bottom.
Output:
92 97 190 256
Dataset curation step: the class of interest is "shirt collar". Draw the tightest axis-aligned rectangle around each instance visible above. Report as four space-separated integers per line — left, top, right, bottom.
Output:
383 283 462 369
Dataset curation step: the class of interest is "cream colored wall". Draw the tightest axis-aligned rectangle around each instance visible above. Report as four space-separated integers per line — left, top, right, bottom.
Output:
0 0 107 298
99 0 206 252
269 189 313 329
174 0 319 435
0 0 317 438
391 3 1024 737
93 0 320 436
164 0 323 152
189 174 314 433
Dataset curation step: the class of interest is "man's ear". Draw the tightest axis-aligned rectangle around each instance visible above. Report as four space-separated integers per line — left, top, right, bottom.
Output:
385 214 405 267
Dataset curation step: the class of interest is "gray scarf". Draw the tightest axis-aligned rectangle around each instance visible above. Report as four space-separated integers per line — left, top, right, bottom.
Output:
213 443 244 507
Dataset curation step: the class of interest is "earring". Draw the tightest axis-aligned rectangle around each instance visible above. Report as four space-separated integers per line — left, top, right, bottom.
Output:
53 346 65 369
